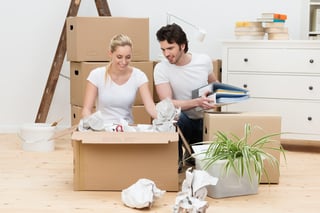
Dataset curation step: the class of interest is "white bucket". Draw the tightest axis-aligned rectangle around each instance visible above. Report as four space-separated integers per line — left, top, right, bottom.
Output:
19 123 56 152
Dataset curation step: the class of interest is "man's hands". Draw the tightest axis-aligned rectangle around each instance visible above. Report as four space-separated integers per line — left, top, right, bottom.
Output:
196 91 216 110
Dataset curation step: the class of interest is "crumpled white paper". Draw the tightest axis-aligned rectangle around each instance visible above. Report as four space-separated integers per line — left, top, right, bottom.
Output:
173 168 218 213
78 99 180 133
78 111 105 131
153 98 180 132
78 112 132 132
121 178 165 209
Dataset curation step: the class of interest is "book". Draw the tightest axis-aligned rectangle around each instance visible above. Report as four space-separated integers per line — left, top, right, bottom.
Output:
235 26 264 32
257 18 286 23
267 33 289 40
264 22 285 28
192 82 250 107
265 27 288 33
214 89 248 98
235 21 262 28
257 13 287 23
261 13 287 20
213 94 250 105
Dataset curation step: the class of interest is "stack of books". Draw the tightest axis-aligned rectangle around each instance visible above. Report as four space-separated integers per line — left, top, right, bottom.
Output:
264 22 289 40
257 13 289 40
192 82 249 107
257 13 287 22
234 21 265 40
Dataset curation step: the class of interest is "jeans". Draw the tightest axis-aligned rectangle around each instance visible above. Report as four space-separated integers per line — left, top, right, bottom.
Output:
177 112 203 163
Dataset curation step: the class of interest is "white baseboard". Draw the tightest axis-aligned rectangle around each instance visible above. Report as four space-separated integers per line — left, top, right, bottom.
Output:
0 124 72 134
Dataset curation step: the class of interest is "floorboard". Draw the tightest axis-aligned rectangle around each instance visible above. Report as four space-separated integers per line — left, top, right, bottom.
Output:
0 133 319 212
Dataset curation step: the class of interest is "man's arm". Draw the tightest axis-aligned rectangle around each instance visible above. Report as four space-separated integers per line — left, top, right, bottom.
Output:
208 72 219 83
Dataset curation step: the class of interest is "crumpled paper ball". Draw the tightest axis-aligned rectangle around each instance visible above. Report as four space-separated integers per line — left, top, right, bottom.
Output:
173 168 218 213
121 178 165 209
153 98 180 132
78 111 105 131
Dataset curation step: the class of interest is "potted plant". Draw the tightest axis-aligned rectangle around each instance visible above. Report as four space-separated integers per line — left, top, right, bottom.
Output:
193 123 286 198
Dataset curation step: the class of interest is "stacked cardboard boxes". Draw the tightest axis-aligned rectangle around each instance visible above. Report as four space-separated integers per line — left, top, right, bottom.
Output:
66 16 153 125
67 17 180 192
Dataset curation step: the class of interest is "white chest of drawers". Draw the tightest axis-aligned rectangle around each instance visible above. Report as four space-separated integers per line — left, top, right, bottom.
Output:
221 40 320 141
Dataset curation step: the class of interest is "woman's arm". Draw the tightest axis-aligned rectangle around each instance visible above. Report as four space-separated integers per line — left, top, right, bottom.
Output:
82 81 98 118
139 82 157 119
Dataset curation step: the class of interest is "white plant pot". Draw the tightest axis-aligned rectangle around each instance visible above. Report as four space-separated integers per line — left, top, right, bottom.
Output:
195 156 259 198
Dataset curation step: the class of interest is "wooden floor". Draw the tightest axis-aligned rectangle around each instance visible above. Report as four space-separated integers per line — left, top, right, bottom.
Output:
1 133 320 213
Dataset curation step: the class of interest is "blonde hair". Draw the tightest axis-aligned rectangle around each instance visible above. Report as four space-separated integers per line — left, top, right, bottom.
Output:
105 34 133 82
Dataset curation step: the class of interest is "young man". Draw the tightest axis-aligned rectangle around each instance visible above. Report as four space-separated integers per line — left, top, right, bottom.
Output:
154 23 218 172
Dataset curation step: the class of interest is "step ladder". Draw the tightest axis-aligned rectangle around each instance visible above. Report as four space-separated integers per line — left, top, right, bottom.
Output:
35 0 111 123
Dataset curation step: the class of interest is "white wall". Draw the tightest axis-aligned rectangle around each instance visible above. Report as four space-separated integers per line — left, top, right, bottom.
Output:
0 0 304 132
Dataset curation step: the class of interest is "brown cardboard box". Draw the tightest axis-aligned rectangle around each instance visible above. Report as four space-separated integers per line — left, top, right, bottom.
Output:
71 105 82 126
66 17 149 61
71 105 97 126
70 61 154 106
132 105 152 124
213 59 222 112
72 131 179 191
213 59 222 82
152 61 161 103
202 112 282 183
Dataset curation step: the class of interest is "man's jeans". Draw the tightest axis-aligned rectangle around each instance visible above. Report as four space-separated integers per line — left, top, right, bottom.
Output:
177 112 203 163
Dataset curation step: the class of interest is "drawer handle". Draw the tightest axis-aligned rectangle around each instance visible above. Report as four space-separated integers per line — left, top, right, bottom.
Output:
243 84 248 88
243 58 248 62
307 116 312 121
308 86 313 90
74 70 79 76
309 59 314 64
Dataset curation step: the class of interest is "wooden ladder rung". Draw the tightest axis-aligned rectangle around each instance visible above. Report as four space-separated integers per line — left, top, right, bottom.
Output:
95 0 111 16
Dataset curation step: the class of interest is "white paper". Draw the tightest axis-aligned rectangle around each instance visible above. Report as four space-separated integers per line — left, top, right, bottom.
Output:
121 178 165 209
173 168 218 213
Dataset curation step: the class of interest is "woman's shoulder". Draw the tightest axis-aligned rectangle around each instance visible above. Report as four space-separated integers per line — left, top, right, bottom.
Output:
131 67 148 83
91 66 106 73
131 67 146 76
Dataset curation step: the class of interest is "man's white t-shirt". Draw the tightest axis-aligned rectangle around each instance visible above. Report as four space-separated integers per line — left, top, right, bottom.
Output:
154 53 213 119
87 66 148 124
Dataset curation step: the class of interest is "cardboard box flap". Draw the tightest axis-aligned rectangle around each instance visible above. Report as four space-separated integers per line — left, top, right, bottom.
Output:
72 131 178 144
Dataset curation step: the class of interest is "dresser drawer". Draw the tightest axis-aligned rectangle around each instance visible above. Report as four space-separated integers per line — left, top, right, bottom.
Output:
223 98 320 140
226 74 320 100
227 48 320 74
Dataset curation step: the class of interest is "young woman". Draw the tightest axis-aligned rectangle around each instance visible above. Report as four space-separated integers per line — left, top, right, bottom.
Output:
82 34 157 124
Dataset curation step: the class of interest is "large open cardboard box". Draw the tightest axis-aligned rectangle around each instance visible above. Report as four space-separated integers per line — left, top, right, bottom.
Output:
72 131 179 191
202 112 282 184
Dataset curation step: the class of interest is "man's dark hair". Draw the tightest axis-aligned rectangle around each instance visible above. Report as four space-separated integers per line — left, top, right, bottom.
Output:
156 23 189 53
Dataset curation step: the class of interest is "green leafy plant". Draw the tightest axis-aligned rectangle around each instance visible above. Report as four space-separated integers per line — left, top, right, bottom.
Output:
199 123 286 183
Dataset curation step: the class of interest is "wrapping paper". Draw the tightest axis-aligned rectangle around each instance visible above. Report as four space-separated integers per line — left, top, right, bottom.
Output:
173 168 218 213
121 178 165 209
78 99 180 133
